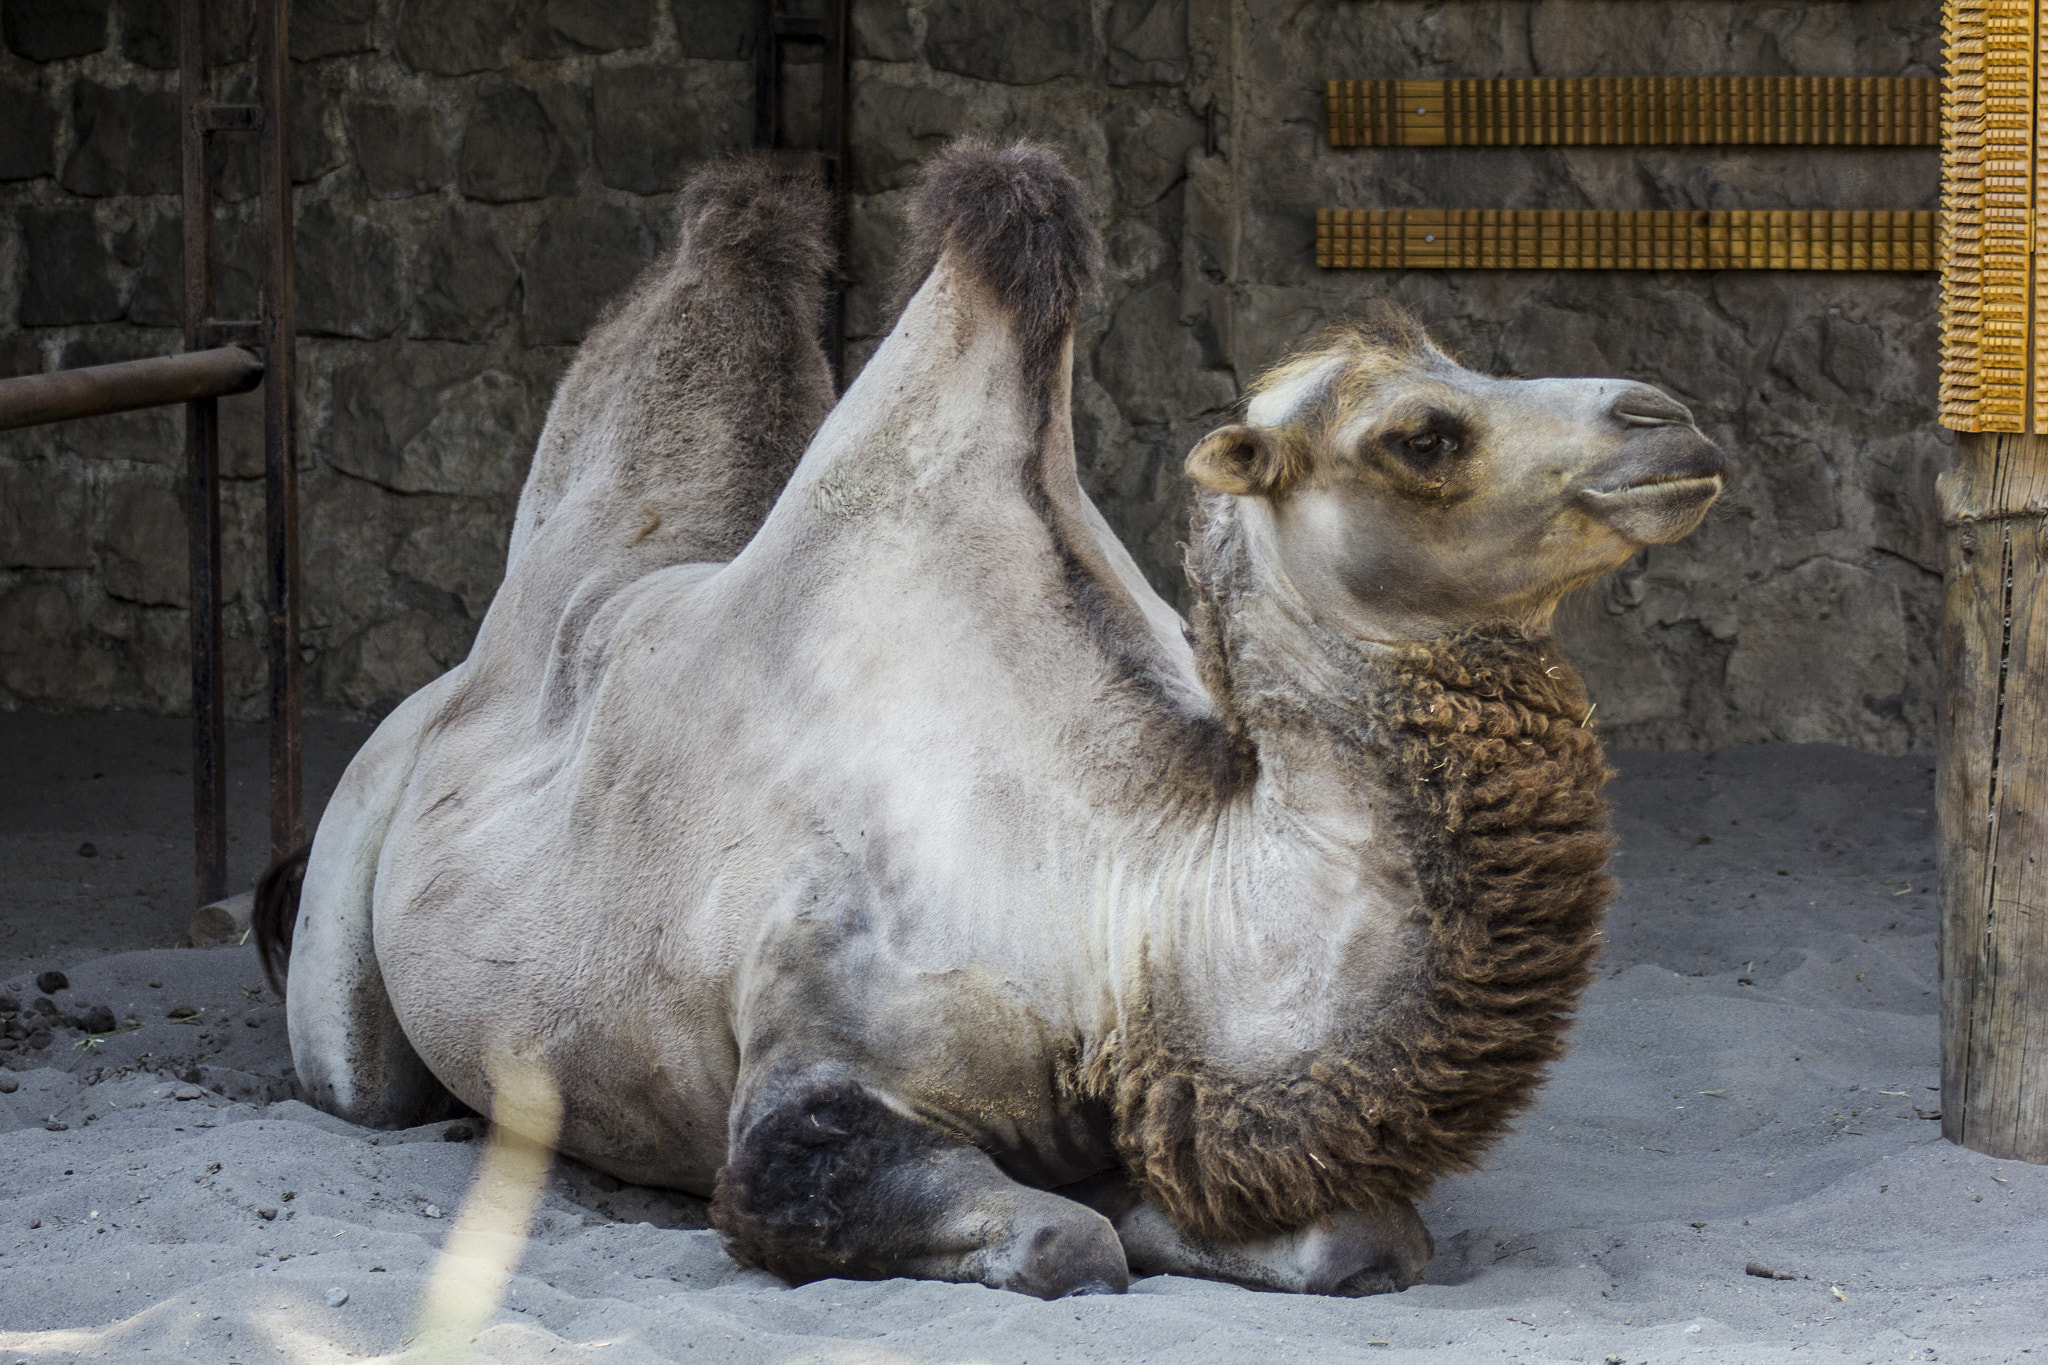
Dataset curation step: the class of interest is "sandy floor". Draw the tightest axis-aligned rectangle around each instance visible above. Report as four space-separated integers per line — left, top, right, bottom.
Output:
1 717 2044 1363
0 711 373 982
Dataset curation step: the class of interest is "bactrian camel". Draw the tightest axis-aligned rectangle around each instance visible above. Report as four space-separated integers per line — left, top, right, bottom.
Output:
257 140 1726 1299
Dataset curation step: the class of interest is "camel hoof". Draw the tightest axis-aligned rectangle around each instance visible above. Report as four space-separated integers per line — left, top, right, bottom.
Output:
1331 1262 1412 1297
1317 1201 1434 1297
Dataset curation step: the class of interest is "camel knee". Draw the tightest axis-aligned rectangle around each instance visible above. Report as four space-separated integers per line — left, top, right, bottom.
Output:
711 1078 1127 1299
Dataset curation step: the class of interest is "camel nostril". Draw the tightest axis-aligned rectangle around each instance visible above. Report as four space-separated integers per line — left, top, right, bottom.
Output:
1611 387 1694 428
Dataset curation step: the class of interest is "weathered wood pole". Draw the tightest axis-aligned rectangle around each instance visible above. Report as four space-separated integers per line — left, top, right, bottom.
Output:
1938 434 2048 1161
1935 0 2048 1162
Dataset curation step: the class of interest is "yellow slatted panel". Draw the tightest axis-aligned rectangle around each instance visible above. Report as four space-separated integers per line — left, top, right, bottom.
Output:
2038 5 2048 427
1942 4 1988 426
1314 209 1940 271
1940 0 2039 435
1325 77 1942 147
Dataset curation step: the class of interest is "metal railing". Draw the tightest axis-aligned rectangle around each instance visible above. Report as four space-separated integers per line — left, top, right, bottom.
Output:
0 0 301 911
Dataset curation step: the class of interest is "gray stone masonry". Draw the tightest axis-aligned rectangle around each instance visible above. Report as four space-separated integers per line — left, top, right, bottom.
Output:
1 0 1943 753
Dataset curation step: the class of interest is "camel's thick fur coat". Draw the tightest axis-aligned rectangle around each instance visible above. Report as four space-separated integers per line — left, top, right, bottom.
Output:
1097 496 1612 1238
266 138 1723 1299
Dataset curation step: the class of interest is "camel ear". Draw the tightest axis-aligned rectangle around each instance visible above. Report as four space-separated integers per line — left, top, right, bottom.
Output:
1187 424 1297 497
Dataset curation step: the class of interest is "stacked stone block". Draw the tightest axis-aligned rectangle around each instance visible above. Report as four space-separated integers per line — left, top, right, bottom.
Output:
1 0 1946 755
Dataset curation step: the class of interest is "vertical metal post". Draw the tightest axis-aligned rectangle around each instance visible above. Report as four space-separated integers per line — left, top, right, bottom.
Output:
752 0 780 150
819 0 850 384
255 0 301 860
179 0 226 907
754 0 852 386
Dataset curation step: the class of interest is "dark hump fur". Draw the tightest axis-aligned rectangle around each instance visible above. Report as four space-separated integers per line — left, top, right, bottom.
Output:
666 152 835 324
526 151 837 565
1088 508 1614 1239
895 138 1102 370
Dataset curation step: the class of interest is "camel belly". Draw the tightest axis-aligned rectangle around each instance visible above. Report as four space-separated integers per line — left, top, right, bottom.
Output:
371 818 1117 1195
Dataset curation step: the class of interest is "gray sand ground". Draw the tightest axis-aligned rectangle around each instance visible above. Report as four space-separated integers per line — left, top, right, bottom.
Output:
1 714 2044 1363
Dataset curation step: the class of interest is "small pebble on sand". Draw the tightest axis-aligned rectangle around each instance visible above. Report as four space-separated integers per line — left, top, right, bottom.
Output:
34 972 67 995
324 1287 349 1307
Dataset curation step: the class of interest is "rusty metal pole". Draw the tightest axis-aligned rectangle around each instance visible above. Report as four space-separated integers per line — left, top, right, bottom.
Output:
180 0 227 908
819 0 850 385
256 0 302 861
752 0 780 150
0 348 262 429
754 0 851 386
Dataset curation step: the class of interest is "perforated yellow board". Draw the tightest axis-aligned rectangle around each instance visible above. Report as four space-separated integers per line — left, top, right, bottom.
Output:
1316 209 1938 272
1327 77 1940 147
1938 0 2042 433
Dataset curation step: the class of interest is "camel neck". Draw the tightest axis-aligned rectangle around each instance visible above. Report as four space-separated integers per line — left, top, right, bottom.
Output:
1092 497 1616 1239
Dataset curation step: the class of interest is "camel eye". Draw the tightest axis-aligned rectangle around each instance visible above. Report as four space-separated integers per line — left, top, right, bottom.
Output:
1406 432 1456 457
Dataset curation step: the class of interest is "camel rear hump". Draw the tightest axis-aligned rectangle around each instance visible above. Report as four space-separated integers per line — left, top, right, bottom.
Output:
506 154 838 575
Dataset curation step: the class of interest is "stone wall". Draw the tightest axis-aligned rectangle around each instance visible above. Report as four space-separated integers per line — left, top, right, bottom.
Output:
0 0 1946 752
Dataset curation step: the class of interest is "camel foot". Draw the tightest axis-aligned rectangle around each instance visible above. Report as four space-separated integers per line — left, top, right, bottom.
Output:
1072 1177 1432 1295
712 1077 1128 1299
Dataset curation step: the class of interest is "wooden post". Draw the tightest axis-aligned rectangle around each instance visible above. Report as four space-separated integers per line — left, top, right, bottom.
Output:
1935 0 2048 1163
1938 432 2048 1162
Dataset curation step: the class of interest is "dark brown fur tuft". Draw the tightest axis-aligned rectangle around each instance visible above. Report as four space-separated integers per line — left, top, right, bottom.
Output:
665 152 837 326
895 138 1102 369
1095 503 1614 1240
252 843 311 1001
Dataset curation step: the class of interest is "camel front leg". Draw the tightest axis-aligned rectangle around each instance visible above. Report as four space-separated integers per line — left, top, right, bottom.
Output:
711 1073 1129 1299
1068 1176 1433 1295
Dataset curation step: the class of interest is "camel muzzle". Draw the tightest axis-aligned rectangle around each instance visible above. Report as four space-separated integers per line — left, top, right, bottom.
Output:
1573 422 1728 545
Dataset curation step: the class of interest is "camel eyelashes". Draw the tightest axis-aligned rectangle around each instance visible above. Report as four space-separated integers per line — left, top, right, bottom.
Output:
1382 414 1470 477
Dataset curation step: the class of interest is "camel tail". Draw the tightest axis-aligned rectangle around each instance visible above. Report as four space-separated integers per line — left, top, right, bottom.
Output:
253 843 311 1000
895 138 1102 372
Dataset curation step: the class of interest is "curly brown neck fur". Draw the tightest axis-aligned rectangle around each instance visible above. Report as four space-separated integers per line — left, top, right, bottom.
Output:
1087 501 1614 1241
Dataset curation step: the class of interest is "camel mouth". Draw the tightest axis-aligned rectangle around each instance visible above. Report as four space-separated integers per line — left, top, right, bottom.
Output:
1598 471 1724 495
1578 472 1724 504
1576 474 1724 545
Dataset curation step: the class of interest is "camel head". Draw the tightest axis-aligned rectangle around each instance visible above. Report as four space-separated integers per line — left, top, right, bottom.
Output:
1187 311 1726 641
